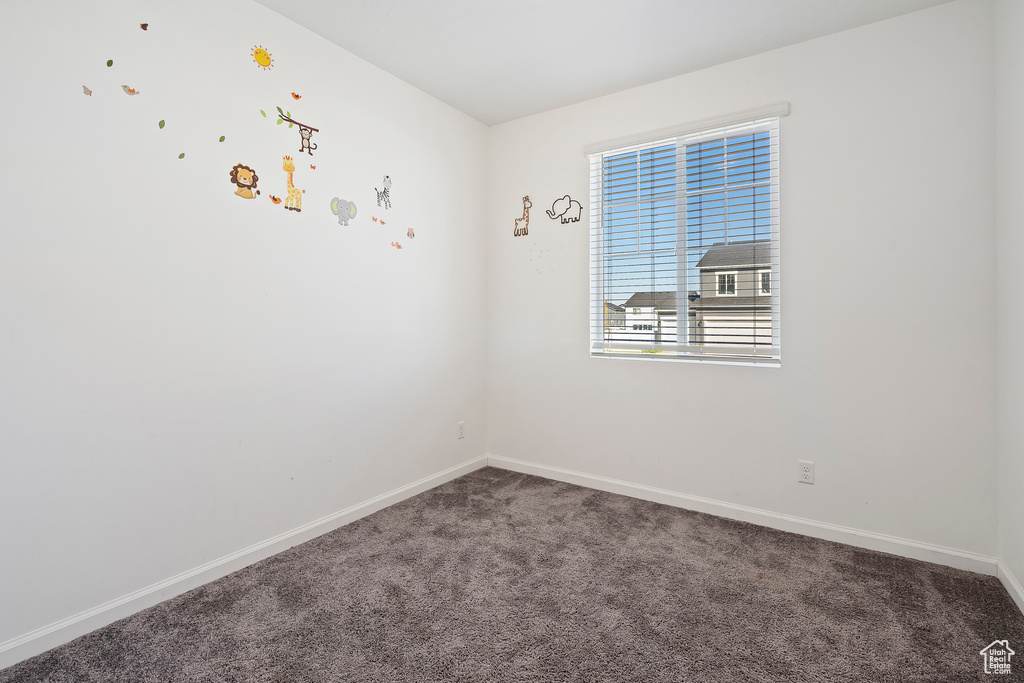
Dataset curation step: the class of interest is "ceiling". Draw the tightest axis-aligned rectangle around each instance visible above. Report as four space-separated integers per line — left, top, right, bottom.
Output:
252 0 953 126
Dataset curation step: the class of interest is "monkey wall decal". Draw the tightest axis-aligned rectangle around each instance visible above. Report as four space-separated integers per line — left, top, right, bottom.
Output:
269 107 320 156
298 126 317 156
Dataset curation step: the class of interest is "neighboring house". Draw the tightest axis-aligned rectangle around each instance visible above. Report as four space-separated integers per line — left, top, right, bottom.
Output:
602 241 774 348
689 240 773 348
621 292 677 343
603 301 626 341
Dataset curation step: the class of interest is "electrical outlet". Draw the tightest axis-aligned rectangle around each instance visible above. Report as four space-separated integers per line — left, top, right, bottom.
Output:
457 421 465 440
798 460 814 484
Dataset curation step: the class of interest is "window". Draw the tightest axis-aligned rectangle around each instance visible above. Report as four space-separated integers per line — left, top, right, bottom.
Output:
587 107 783 364
717 272 737 296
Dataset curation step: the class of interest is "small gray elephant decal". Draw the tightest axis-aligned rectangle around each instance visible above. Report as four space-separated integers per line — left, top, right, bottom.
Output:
546 194 583 223
330 197 357 225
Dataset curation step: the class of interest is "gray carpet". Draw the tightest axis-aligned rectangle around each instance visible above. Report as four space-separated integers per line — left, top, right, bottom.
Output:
2 467 1022 682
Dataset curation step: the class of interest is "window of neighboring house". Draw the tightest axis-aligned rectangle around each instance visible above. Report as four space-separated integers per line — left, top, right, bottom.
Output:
717 272 737 296
632 308 641 315
587 106 784 364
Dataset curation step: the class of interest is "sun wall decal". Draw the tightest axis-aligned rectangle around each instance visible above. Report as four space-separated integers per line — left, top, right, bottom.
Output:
251 45 273 70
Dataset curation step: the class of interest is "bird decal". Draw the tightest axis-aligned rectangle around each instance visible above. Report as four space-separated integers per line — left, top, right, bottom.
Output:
380 219 386 225
291 92 302 100
391 242 403 250
269 195 282 204
82 85 92 96
140 23 149 30
121 85 139 95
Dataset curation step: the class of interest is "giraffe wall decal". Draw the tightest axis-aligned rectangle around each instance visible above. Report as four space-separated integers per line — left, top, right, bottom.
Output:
514 195 532 237
282 156 302 212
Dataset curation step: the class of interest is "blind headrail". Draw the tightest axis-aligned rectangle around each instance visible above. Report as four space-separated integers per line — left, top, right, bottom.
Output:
583 103 790 157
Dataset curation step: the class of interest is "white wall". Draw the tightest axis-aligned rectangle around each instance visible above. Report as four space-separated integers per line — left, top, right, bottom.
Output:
996 0 1024 610
486 0 998 557
2 0 1020 666
0 0 487 649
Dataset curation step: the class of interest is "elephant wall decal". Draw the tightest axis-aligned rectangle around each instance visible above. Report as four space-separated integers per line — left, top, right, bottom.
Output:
546 195 583 223
330 197 357 225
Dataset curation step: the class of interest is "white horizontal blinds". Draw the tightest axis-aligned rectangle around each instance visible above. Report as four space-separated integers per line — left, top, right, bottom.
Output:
589 116 780 362
596 144 679 349
682 118 780 357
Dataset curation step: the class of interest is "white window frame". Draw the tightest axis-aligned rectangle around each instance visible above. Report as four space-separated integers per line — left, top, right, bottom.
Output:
586 104 785 366
716 271 738 297
758 269 772 296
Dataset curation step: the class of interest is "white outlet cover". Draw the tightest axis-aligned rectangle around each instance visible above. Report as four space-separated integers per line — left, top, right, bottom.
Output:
798 460 814 484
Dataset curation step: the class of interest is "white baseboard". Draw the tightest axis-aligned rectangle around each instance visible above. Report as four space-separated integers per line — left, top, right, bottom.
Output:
4 452 1015 672
486 454 1000 577
998 561 1024 616
0 455 488 671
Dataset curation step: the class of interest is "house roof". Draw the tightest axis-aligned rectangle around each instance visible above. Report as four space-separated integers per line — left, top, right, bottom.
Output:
623 292 677 311
696 240 772 270
604 302 625 312
689 296 771 311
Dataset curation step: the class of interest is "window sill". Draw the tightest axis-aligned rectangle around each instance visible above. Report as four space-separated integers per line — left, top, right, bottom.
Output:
590 350 781 368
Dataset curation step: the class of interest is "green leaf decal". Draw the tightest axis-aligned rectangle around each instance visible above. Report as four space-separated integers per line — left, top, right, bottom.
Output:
260 109 266 118
276 106 284 116
286 111 291 118
178 153 185 159
106 59 113 67
219 135 225 142
276 118 283 125
158 120 165 129
288 123 293 128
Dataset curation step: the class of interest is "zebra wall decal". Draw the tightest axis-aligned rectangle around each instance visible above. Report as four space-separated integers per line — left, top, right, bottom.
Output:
375 175 392 210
